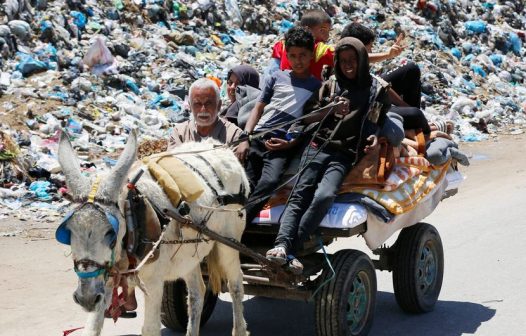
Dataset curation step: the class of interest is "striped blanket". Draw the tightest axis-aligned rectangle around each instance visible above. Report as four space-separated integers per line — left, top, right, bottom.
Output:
340 157 450 215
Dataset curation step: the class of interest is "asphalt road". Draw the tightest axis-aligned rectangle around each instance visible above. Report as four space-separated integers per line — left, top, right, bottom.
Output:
1 134 525 336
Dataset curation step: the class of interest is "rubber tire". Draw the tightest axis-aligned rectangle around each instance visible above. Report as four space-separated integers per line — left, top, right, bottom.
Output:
392 223 444 313
161 279 218 331
315 249 377 336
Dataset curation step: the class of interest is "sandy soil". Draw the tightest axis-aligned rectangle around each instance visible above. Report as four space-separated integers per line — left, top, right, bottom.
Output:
1 134 526 336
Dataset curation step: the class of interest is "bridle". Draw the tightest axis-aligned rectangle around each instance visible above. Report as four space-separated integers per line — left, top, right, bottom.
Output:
56 176 120 280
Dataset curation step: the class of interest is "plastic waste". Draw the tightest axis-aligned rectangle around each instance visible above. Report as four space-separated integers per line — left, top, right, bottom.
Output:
489 54 503 67
464 21 486 34
8 20 32 41
29 181 52 201
450 47 462 59
508 32 522 56
82 37 117 75
15 54 50 77
470 64 487 78
224 0 243 25
71 11 87 31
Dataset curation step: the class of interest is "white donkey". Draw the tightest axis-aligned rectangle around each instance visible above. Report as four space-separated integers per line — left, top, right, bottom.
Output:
56 130 250 336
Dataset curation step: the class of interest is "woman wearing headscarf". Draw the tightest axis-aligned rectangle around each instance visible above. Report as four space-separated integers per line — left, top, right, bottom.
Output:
266 37 391 274
222 65 260 126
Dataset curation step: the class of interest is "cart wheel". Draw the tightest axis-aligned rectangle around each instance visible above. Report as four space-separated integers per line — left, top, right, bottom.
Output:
315 249 377 336
392 222 444 313
161 279 218 331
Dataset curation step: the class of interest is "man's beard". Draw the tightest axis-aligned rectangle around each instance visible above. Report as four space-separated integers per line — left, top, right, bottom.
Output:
194 112 217 127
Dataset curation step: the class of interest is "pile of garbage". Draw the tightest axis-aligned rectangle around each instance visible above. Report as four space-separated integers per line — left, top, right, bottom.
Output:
0 0 525 224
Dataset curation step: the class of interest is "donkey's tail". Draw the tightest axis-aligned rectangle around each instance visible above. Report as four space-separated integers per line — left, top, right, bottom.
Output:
206 244 224 294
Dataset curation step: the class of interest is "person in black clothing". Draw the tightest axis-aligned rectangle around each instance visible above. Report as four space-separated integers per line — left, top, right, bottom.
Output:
340 23 455 143
341 22 422 108
266 37 390 274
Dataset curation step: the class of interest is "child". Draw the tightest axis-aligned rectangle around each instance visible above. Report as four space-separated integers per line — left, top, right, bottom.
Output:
236 26 321 224
341 23 453 146
221 65 261 126
271 9 334 80
266 37 390 274
340 22 421 108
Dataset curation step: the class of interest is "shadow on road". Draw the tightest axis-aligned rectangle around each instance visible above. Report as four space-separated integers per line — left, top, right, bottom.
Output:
370 291 496 335
154 291 495 336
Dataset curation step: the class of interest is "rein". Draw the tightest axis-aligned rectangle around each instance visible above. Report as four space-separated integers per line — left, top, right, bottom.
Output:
74 251 115 279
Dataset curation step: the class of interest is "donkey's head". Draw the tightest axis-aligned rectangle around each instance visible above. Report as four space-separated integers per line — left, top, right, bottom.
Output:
56 130 137 312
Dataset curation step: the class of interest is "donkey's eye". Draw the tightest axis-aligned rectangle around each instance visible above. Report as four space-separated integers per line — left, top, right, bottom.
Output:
105 229 117 248
104 230 115 241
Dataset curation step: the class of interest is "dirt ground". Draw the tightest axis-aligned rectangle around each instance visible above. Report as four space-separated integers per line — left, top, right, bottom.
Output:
1 134 526 336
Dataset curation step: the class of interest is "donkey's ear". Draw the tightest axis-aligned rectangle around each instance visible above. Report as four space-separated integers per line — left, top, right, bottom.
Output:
58 130 90 199
97 129 138 201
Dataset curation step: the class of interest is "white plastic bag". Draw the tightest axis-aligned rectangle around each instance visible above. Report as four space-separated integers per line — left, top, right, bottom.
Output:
82 37 115 68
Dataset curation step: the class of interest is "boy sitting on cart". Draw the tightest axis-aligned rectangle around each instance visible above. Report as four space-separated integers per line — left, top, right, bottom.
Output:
236 26 321 225
266 37 392 274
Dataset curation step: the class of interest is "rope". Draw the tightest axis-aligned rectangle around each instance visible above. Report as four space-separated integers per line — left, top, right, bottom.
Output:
309 238 335 301
194 203 243 213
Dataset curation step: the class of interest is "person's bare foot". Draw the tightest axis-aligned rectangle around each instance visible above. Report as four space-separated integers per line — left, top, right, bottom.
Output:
428 130 452 141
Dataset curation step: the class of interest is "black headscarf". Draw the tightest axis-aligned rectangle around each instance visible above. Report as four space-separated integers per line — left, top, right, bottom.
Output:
222 65 260 124
334 37 372 91
315 37 384 160
227 65 260 90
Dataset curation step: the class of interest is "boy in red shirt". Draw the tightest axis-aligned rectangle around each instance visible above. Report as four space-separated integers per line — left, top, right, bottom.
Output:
271 9 334 81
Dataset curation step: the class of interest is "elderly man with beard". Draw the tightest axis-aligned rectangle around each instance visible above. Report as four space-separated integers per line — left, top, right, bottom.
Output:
120 78 244 315
169 78 244 158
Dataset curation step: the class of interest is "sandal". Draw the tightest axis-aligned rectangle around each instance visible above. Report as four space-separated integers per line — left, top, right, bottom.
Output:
266 246 288 265
286 255 304 275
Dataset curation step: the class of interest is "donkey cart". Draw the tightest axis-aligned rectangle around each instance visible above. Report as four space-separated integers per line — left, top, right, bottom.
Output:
160 166 460 336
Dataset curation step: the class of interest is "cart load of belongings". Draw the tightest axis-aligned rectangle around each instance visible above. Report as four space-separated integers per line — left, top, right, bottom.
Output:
250 136 468 250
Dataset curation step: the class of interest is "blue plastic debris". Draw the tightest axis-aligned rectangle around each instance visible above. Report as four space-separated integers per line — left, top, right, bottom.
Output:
450 47 462 59
379 29 397 40
29 181 52 201
126 79 140 95
219 33 233 45
67 118 83 134
470 64 487 78
508 32 522 56
279 20 293 34
490 54 503 66
15 53 49 77
464 21 486 34
71 11 87 30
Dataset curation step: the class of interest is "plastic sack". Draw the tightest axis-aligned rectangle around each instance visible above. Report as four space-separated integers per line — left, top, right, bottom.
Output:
224 0 242 25
470 64 487 77
464 20 486 34
490 54 503 66
450 47 462 59
508 32 522 56
71 11 87 30
8 20 31 41
82 37 115 68
15 54 49 77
